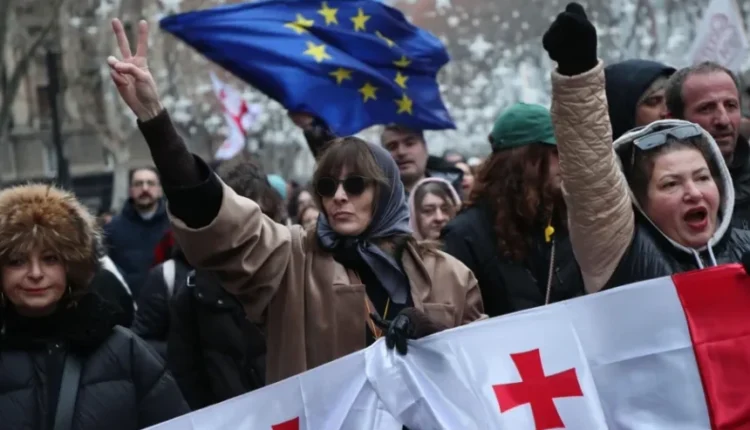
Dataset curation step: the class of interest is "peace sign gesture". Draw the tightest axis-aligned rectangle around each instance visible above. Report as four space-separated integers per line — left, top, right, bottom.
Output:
107 19 163 121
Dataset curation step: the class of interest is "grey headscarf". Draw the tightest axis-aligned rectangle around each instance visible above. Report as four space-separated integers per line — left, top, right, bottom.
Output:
316 141 413 304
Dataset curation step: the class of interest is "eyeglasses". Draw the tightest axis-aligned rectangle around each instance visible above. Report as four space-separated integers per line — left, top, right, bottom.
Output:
315 176 370 198
632 124 703 151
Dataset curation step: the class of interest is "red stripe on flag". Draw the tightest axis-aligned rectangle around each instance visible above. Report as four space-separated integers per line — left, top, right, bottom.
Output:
673 264 750 430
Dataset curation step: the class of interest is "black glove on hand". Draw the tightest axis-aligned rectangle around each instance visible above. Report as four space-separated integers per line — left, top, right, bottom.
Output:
542 2 598 76
370 307 447 355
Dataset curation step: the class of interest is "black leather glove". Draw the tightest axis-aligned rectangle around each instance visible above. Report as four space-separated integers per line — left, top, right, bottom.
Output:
542 3 598 76
370 307 447 355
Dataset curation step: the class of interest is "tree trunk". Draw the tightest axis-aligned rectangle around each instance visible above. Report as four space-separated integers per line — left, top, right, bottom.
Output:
109 148 131 212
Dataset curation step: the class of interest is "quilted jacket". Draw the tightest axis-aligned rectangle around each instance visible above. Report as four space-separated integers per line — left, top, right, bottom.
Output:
550 61 750 292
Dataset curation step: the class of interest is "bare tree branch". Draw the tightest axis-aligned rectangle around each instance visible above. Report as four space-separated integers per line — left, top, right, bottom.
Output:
0 0 66 136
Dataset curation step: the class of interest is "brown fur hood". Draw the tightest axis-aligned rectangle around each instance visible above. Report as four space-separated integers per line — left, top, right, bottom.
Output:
0 184 102 290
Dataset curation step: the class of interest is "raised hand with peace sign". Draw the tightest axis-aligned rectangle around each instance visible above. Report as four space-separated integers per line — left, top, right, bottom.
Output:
107 19 163 121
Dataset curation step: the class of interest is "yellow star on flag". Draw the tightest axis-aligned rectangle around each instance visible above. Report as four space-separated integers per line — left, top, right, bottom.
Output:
351 8 370 31
395 93 413 115
303 41 332 63
394 71 408 89
376 31 395 48
318 2 338 25
284 14 315 34
393 55 411 68
329 67 352 85
359 82 378 102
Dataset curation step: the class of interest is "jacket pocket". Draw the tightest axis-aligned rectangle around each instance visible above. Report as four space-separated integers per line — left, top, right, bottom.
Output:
421 303 456 329
333 283 367 357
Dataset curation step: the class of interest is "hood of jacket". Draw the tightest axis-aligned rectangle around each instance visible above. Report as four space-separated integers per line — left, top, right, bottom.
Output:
408 177 462 240
613 119 734 267
605 60 676 141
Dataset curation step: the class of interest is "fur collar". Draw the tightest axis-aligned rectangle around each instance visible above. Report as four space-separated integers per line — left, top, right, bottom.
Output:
0 292 124 352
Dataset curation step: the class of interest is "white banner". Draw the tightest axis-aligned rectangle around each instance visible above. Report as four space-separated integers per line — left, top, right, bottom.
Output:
148 265 750 429
688 0 750 70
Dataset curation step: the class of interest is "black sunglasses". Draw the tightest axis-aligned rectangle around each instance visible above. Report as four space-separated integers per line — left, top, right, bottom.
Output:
632 124 703 151
315 176 370 198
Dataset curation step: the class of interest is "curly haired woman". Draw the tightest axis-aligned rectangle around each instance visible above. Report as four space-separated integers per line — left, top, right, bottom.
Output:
442 103 584 317
0 184 188 429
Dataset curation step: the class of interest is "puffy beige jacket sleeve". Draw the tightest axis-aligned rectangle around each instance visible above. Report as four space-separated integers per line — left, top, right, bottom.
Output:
169 181 304 322
550 61 634 293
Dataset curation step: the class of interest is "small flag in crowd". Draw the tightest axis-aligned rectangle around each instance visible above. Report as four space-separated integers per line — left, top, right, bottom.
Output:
147 264 750 429
160 0 455 136
209 72 261 160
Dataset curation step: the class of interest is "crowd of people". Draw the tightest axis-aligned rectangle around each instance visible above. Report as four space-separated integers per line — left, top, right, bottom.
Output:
1 2 749 429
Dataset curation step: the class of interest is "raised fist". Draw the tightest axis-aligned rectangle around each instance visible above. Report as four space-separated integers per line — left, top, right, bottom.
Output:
542 3 598 76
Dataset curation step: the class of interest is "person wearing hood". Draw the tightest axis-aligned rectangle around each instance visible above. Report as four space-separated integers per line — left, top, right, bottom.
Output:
442 103 584 317
542 3 750 293
106 17 483 384
605 59 676 141
408 177 461 241
104 167 171 298
0 184 188 429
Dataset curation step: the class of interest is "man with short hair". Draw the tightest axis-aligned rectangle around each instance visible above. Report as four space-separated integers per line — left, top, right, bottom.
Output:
380 124 463 196
665 61 750 227
105 166 171 297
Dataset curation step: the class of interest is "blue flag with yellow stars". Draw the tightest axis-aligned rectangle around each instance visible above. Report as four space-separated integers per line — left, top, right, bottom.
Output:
160 0 455 136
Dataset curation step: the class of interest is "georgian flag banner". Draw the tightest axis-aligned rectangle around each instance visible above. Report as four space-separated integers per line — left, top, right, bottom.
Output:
148 264 750 429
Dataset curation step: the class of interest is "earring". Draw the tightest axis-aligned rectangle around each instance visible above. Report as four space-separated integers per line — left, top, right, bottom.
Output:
0 292 5 307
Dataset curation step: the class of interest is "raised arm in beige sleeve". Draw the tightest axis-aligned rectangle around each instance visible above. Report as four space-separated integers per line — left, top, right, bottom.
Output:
169 181 305 322
550 61 635 293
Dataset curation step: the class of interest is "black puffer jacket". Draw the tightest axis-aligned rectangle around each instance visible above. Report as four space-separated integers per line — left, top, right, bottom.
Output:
442 201 584 317
0 292 189 430
167 269 266 410
131 248 192 359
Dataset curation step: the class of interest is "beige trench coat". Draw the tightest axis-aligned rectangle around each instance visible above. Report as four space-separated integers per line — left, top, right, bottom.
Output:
171 181 484 384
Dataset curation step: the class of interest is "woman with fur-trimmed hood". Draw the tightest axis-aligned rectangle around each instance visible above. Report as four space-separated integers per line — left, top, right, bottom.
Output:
0 184 188 429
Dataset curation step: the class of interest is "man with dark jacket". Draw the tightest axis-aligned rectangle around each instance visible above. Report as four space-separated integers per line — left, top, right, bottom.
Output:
665 62 750 228
104 167 170 298
604 59 676 140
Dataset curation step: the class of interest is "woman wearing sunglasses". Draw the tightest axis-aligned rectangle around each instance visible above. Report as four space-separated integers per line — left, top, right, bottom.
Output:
106 18 483 385
542 3 750 293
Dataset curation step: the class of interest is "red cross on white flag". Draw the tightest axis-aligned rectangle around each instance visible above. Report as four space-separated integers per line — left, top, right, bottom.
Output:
209 72 262 160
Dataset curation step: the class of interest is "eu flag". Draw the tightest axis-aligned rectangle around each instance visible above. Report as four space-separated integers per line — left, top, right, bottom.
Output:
160 0 455 136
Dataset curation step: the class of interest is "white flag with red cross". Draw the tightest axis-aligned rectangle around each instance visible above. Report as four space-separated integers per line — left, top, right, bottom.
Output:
209 72 262 160
148 264 750 429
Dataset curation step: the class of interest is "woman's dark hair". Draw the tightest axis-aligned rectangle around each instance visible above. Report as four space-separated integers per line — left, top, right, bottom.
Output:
311 137 388 213
467 143 563 262
215 157 285 223
414 181 459 214
620 134 722 207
